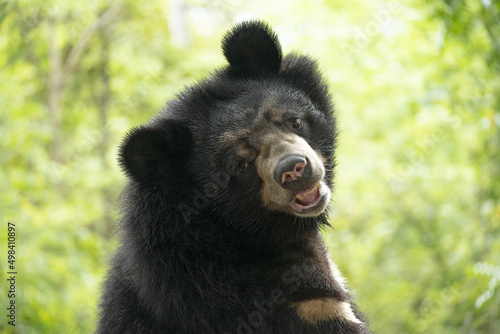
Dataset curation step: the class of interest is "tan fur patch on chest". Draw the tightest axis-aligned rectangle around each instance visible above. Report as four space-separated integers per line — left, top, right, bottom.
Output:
291 298 361 324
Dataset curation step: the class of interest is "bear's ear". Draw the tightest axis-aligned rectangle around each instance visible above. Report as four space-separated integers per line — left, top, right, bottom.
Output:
222 20 282 76
119 120 192 184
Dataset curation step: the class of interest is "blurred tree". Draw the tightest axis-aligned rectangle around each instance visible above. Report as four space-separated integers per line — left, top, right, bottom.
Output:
426 1 500 331
46 4 121 166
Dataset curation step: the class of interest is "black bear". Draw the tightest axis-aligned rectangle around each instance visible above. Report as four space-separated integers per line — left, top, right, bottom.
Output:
97 21 370 333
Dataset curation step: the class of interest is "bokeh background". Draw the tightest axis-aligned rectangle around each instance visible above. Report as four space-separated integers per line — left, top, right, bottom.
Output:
1 0 499 333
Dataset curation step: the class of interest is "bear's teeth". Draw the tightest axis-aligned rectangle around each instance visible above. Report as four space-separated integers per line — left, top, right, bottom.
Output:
294 182 321 205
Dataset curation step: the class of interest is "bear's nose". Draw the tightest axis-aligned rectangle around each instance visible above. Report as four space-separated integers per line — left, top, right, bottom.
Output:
274 155 311 185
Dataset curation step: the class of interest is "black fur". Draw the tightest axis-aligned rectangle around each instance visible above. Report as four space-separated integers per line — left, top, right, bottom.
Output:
97 21 370 333
222 21 282 77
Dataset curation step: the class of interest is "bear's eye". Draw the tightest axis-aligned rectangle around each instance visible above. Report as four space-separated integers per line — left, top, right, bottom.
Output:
238 160 249 170
292 118 302 129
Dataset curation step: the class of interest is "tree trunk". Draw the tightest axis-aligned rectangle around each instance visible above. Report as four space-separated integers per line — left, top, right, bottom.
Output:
97 26 114 237
48 16 64 165
168 0 190 47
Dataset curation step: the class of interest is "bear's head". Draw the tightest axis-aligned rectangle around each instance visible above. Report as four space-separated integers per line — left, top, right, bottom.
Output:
119 21 336 224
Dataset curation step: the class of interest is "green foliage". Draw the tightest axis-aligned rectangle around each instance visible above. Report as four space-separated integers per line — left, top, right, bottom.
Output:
1 0 498 332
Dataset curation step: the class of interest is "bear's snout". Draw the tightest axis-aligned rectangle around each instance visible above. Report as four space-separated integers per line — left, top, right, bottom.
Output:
255 132 331 217
274 154 312 189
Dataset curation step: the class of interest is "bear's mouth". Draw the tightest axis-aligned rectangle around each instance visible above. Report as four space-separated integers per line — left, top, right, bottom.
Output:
289 181 327 213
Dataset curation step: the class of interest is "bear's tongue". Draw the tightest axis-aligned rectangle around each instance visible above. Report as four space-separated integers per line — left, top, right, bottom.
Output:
290 182 322 212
